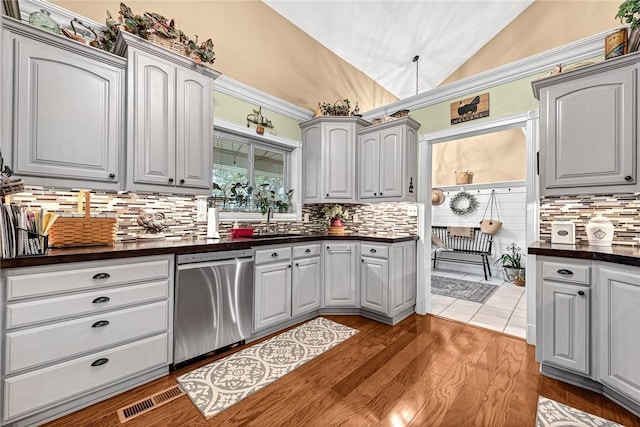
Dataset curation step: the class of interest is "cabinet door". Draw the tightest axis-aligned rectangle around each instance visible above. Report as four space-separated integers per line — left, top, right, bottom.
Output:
390 243 417 316
254 262 292 331
323 123 355 200
131 50 176 186
378 127 403 198
541 281 589 374
175 69 212 189
292 257 321 317
323 243 358 307
360 256 388 315
302 125 322 203
598 266 640 402
358 133 379 199
542 66 635 193
12 34 121 184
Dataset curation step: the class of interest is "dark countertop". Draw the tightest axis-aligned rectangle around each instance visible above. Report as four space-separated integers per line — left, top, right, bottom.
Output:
528 241 640 267
1 233 418 269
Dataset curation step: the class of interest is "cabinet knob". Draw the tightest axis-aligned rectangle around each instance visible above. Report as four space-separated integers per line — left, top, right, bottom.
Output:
288 264 292 269
295 263 299 266
578 290 585 296
91 358 109 367
169 178 174 183
557 269 573 276
625 175 633 181
271 252 279 257
108 173 115 179
92 296 110 304
180 179 185 184
361 259 364 262
326 193 329 197
380 192 383 196
92 273 110 280
374 193 377 196
91 320 110 328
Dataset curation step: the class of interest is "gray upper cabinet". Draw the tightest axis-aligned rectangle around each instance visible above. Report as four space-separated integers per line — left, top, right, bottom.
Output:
358 118 419 202
115 32 219 195
300 117 369 203
1 18 125 191
533 55 640 196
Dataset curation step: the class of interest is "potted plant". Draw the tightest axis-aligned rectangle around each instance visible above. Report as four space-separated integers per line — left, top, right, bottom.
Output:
322 204 350 227
494 243 525 283
616 0 640 53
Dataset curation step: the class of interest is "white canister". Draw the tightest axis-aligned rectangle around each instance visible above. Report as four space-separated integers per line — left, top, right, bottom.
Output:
586 216 614 246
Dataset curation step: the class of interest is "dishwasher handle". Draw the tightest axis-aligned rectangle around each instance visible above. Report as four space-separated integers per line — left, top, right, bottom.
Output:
177 256 254 271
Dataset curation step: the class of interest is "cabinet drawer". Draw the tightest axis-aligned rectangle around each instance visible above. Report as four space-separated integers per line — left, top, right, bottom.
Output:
361 244 388 259
6 258 170 300
3 334 168 421
255 246 292 265
293 244 321 259
6 280 169 329
542 261 590 285
6 301 168 374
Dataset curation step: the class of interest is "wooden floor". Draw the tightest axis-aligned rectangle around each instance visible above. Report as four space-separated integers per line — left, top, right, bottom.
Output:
45 314 640 427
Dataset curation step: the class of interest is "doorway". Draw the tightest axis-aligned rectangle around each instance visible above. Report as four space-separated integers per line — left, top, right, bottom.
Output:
415 111 539 344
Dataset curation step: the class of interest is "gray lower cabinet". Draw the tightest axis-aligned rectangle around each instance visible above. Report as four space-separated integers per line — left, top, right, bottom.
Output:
533 54 640 196
323 242 359 307
537 256 640 416
597 264 640 403
115 31 220 195
541 280 590 375
253 246 293 331
360 242 417 318
292 255 322 317
0 255 173 426
1 17 125 191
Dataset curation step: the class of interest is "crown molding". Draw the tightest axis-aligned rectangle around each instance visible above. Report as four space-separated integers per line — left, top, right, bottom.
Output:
363 29 612 119
214 75 312 122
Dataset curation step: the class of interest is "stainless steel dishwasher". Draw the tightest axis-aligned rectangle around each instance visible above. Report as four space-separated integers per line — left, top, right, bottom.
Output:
173 249 254 366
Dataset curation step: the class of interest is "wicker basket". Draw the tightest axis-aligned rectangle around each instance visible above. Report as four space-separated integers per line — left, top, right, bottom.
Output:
147 33 195 60
49 191 118 248
0 178 25 196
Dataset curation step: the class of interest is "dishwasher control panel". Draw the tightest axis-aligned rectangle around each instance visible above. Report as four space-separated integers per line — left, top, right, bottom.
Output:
177 249 254 264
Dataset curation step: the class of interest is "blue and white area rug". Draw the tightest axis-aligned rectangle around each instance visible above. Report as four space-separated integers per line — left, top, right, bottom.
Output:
537 396 623 427
177 317 358 419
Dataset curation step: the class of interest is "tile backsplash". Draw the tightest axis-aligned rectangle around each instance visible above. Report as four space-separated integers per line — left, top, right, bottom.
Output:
540 193 640 245
9 188 417 241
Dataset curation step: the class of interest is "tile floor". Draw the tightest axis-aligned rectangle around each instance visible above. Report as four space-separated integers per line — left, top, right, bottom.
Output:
430 269 527 339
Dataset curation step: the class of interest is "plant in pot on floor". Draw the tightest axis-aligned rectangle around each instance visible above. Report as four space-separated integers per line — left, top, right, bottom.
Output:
494 243 525 284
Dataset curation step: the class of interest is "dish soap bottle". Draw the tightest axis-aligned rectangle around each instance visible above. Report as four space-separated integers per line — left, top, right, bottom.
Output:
586 215 614 246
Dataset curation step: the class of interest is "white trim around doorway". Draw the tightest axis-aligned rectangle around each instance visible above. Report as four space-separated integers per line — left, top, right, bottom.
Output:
417 110 539 345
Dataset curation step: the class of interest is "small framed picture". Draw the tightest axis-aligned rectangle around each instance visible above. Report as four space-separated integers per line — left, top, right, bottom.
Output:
551 221 575 245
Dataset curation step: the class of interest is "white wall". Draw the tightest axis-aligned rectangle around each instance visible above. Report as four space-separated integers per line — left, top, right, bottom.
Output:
431 183 527 277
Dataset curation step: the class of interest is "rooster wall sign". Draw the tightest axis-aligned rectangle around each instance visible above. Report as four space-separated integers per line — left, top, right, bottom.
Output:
450 93 489 125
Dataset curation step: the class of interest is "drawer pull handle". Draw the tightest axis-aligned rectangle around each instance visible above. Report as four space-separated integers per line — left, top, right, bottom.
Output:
92 296 110 304
625 175 633 181
91 358 109 367
578 290 585 296
557 269 573 276
370 248 377 253
91 320 110 328
271 252 279 257
92 273 110 280
305 249 311 253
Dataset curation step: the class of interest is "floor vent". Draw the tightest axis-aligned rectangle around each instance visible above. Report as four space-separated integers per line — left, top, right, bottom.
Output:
117 385 185 423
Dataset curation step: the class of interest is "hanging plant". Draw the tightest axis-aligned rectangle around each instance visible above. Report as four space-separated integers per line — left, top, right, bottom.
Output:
449 191 479 216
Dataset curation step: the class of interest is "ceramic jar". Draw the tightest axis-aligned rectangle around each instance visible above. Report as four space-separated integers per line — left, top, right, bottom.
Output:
586 216 614 246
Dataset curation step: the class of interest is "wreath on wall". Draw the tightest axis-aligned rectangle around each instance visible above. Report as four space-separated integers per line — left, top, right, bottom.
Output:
449 191 479 216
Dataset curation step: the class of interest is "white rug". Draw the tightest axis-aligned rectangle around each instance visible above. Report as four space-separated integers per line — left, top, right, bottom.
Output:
177 317 358 419
537 396 624 426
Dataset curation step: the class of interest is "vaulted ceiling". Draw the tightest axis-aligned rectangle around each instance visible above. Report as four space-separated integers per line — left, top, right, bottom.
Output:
263 0 534 99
